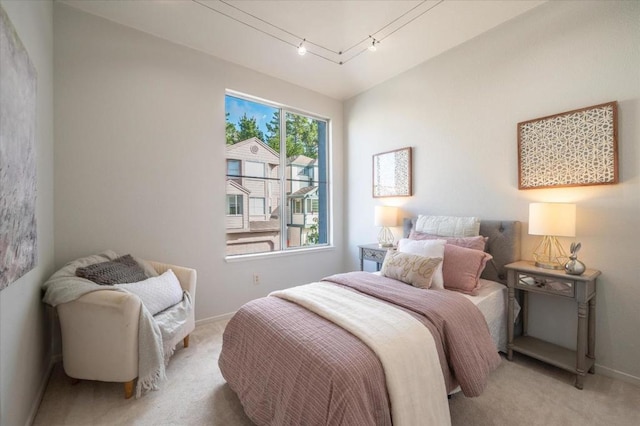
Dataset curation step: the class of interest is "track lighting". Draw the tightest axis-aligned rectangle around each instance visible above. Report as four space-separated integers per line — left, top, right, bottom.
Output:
297 39 307 56
368 37 378 52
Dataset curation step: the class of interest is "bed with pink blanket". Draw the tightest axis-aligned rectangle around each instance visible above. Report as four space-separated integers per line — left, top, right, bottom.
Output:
219 220 521 425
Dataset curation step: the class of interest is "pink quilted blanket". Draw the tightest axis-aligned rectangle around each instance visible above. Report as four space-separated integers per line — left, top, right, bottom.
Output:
218 272 501 425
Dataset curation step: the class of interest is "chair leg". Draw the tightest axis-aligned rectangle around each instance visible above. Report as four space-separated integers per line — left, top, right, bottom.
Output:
183 335 190 348
124 380 134 399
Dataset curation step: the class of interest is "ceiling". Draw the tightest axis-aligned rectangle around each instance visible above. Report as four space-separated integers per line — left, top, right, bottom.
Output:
60 0 546 100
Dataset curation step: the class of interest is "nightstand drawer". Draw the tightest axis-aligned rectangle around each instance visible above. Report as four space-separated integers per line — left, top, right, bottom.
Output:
515 272 575 298
362 248 387 263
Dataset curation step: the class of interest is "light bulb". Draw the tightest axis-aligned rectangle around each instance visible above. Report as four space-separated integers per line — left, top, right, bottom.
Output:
297 40 306 56
368 38 377 52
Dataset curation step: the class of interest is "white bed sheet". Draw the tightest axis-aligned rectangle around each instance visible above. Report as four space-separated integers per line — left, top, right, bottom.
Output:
459 279 520 353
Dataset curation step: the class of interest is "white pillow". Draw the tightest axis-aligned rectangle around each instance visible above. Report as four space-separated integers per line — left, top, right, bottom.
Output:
397 238 446 289
415 215 480 237
116 269 184 315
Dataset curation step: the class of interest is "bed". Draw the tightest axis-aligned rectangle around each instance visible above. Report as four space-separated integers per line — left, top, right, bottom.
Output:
219 219 521 425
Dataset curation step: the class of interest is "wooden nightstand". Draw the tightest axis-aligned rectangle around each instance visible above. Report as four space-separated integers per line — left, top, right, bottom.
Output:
505 261 601 389
358 244 393 271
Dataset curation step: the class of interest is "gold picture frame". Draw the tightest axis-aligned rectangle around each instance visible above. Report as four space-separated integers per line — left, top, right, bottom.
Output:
518 101 618 189
372 147 412 198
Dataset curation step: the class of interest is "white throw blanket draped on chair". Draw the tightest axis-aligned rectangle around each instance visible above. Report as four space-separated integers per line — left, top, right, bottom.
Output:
271 282 451 426
42 251 192 398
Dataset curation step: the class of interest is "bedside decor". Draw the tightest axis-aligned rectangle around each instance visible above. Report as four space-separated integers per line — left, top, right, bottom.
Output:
564 242 586 275
529 203 576 270
518 101 618 189
374 205 398 247
372 147 412 197
0 5 38 291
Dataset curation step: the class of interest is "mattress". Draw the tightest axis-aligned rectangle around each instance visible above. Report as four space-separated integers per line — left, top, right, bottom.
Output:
460 278 520 353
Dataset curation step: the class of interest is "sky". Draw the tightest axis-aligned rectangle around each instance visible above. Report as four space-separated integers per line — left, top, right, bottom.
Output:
225 95 277 135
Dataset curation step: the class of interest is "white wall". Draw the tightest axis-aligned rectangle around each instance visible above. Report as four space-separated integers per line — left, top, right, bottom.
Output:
53 4 344 323
345 1 640 383
0 1 55 425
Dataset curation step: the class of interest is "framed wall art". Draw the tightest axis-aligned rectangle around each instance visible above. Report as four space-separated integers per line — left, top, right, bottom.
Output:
0 5 38 291
518 101 618 190
372 147 412 198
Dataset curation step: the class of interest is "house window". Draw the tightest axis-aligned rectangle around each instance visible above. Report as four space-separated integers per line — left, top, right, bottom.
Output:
246 161 265 178
226 195 243 215
225 93 330 256
227 160 241 183
306 199 319 214
250 197 266 215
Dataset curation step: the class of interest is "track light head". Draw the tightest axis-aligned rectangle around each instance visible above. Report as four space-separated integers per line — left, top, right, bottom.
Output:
368 37 377 52
297 39 307 56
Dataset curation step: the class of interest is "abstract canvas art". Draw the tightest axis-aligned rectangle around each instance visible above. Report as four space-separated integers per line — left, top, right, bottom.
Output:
372 147 412 198
0 5 38 291
518 101 618 189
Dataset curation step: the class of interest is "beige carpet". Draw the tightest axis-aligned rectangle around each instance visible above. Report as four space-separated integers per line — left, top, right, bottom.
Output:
34 320 640 426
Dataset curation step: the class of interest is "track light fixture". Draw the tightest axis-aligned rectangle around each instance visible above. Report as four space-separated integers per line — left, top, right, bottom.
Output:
194 0 444 65
368 37 378 52
297 39 307 56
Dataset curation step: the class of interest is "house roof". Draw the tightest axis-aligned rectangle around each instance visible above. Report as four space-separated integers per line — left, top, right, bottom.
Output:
227 137 280 161
288 154 316 166
290 185 318 198
226 179 250 194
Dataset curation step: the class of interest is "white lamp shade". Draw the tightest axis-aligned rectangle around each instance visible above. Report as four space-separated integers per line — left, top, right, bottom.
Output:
528 203 576 237
374 206 398 227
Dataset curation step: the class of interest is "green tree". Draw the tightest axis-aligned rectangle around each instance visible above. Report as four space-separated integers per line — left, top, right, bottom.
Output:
226 112 238 144
265 111 318 158
237 113 265 142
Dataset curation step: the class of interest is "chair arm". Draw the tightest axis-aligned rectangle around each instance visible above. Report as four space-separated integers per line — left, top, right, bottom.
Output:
57 290 141 382
147 260 197 298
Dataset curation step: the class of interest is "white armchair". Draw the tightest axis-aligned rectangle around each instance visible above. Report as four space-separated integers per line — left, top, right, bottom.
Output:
56 260 196 399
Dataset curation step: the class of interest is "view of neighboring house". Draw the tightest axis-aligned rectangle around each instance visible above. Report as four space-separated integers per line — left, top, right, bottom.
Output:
225 139 320 255
225 138 281 255
286 155 319 247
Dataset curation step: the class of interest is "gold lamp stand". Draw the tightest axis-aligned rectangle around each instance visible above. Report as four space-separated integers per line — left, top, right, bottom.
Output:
532 235 570 270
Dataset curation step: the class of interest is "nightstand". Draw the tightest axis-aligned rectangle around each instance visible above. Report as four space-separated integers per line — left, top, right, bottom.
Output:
505 261 601 389
358 244 393 271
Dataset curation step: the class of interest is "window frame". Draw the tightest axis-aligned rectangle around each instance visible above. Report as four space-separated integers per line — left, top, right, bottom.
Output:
226 194 243 216
225 91 332 260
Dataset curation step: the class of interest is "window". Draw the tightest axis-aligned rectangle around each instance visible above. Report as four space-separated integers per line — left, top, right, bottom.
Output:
249 197 266 215
225 93 330 256
245 161 265 178
226 195 243 215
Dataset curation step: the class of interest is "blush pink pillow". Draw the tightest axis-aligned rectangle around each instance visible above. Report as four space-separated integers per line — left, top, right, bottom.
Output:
442 244 493 296
409 231 488 251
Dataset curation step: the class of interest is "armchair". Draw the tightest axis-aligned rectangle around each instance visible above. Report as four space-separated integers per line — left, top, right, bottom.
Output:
56 260 196 399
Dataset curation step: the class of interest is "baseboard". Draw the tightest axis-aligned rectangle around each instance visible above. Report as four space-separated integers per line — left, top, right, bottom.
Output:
26 353 58 426
595 363 640 387
195 311 236 325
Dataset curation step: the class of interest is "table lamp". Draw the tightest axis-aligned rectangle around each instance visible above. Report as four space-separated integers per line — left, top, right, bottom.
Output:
375 205 398 247
529 202 576 270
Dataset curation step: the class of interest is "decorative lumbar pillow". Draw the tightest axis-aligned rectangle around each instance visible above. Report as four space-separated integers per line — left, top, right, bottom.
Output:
414 215 480 237
397 238 446 289
116 269 184 316
409 231 488 252
381 251 442 289
75 254 148 285
442 244 493 296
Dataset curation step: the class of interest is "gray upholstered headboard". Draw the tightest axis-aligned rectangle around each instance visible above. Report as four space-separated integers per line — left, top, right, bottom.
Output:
403 218 521 285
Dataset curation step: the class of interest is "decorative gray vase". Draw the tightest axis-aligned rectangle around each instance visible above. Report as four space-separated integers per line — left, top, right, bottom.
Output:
564 242 586 275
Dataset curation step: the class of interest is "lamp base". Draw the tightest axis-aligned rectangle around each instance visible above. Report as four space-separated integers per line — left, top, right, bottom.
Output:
532 235 569 270
534 260 565 270
377 227 394 248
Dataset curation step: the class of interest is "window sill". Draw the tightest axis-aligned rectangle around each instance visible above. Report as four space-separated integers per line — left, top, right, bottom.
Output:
225 245 335 263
